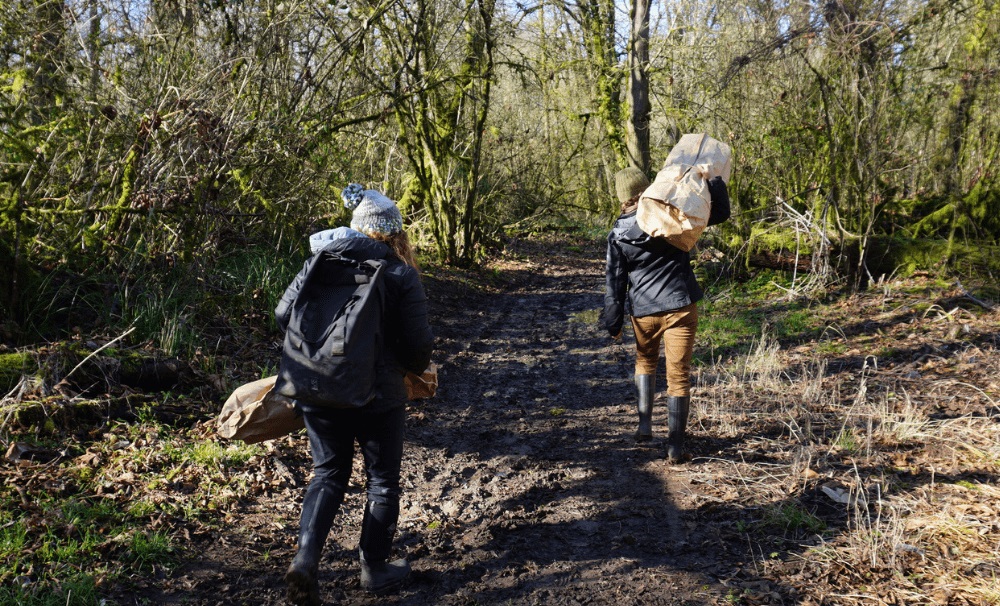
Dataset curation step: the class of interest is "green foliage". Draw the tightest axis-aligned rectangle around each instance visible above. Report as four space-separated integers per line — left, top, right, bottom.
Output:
2 237 297 354
214 246 301 327
964 183 1000 239
164 440 265 468
866 236 1000 279
0 404 281 603
748 227 814 256
0 575 100 606
697 306 764 360
2 0 1000 350
0 518 28 560
775 309 816 337
696 269 828 364
569 309 600 325
815 340 848 356
0 487 159 605
909 185 1000 243
835 430 860 454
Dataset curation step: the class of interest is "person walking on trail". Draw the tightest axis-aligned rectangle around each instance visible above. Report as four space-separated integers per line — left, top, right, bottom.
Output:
279 184 434 605
601 167 730 462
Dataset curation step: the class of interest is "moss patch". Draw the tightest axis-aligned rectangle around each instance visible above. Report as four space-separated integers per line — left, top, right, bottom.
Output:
866 236 1000 281
749 226 815 256
0 351 36 394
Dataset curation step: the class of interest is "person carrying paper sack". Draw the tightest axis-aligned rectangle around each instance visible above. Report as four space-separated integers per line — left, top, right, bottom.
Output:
602 135 731 462
279 185 433 605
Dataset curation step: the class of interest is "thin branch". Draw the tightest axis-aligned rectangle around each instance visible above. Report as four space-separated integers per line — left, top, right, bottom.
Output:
62 327 136 384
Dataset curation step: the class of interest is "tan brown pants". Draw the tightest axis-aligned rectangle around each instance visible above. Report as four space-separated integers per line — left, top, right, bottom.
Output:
630 302 698 397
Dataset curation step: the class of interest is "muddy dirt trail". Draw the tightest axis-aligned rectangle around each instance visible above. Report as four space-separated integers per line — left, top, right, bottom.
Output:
151 238 777 606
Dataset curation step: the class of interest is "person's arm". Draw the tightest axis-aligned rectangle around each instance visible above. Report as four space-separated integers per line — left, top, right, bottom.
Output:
601 234 628 338
274 258 312 333
707 176 731 226
392 269 434 374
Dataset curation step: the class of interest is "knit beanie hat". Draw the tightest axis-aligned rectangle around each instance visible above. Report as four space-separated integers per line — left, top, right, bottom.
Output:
342 183 404 236
614 167 650 204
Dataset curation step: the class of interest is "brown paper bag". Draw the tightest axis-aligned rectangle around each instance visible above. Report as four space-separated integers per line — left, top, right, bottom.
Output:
404 362 439 400
637 133 732 252
217 376 304 444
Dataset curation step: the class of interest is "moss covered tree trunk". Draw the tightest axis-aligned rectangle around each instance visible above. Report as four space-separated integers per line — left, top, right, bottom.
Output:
577 0 626 167
391 0 497 265
625 0 652 174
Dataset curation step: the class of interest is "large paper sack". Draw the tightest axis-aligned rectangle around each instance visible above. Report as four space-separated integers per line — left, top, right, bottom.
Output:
637 133 731 251
217 376 304 444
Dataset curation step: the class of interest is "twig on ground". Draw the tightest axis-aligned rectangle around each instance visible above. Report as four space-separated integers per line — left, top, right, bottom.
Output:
62 327 137 384
955 280 995 311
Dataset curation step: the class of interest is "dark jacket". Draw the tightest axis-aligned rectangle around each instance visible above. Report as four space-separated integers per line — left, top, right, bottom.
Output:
601 176 731 337
275 237 434 410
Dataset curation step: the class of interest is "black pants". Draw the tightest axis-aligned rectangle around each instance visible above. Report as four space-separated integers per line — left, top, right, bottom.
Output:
296 402 405 562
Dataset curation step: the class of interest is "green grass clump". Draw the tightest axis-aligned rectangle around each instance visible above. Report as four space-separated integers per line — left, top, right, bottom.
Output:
214 245 300 326
0 575 100 606
128 531 175 572
815 340 848 356
762 503 827 534
569 308 600 324
164 438 265 468
773 308 818 338
696 303 766 362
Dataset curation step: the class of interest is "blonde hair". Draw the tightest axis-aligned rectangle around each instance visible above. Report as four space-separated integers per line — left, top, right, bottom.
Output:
368 230 419 270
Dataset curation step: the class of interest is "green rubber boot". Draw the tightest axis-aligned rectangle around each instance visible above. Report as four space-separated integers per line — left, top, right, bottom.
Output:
666 395 691 462
635 374 655 442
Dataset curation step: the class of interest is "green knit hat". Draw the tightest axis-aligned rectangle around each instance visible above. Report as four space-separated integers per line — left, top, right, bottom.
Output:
614 167 650 204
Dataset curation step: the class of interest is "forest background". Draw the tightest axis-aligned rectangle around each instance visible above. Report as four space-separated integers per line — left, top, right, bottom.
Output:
2 2 1000 605
2 0 999 350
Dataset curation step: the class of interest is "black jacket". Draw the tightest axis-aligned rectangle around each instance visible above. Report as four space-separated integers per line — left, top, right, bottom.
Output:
601 176 731 337
275 237 434 409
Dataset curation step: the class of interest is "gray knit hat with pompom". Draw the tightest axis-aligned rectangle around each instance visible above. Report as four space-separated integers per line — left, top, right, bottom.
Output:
341 183 403 236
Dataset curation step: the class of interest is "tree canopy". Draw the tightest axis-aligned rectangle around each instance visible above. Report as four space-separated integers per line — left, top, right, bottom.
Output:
2 0 998 345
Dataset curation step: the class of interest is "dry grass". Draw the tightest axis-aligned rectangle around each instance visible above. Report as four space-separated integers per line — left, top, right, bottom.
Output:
691 281 1000 605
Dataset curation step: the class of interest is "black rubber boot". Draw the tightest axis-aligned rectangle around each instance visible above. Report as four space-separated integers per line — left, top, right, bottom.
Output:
285 487 342 606
284 560 320 606
634 374 655 442
666 395 691 462
359 500 410 594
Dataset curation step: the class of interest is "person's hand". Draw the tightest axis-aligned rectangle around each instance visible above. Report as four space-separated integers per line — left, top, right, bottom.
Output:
611 331 622 342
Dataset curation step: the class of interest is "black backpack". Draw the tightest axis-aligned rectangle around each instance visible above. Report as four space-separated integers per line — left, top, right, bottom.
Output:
273 251 387 408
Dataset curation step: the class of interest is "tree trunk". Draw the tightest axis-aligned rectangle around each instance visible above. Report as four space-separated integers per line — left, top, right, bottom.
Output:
578 0 625 166
625 0 651 173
